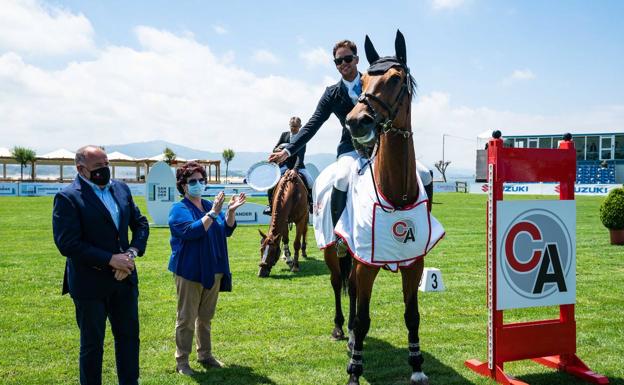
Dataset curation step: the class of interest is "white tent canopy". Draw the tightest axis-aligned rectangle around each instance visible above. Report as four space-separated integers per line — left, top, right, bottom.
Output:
40 148 75 159
148 153 186 162
108 151 135 161
0 147 11 157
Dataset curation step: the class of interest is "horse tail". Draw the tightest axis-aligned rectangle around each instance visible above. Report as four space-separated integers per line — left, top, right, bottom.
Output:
338 255 352 295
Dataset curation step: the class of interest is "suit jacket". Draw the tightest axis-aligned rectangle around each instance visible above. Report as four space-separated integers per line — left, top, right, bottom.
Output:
285 78 358 158
273 131 306 169
53 176 149 299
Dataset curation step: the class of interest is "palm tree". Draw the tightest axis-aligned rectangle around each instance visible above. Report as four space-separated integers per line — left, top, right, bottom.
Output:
163 147 176 165
222 148 235 183
11 146 37 181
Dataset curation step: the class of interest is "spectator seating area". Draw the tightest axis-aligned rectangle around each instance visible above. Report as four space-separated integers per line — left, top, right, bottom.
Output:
576 161 616 184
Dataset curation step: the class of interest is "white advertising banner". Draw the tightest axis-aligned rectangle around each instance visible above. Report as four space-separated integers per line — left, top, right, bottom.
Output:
471 182 619 196
145 162 177 226
496 200 576 310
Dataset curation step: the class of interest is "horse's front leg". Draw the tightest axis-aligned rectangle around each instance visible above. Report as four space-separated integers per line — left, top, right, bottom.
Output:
282 231 292 266
401 260 428 385
291 219 306 273
324 247 345 339
346 262 379 385
346 259 357 351
301 217 308 259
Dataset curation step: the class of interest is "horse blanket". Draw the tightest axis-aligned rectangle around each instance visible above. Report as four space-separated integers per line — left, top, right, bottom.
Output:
313 157 445 271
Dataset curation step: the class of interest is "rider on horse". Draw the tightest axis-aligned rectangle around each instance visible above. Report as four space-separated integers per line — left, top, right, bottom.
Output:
264 116 314 215
268 40 362 256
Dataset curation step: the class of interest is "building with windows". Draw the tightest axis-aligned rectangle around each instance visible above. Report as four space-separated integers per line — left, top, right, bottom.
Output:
476 131 624 184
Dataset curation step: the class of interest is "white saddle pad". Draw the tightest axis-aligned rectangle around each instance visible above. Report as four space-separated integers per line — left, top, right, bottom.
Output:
334 158 444 271
312 162 338 249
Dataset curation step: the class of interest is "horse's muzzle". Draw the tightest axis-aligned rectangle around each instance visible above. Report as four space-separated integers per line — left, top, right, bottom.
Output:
347 113 376 144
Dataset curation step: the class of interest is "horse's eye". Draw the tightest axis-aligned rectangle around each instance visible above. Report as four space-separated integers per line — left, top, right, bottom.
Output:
389 74 401 84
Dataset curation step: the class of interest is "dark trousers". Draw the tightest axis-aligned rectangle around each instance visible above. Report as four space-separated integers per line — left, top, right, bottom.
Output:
72 283 140 385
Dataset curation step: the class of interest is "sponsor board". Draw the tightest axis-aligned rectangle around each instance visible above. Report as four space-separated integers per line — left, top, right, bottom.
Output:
223 203 271 225
471 182 620 196
496 200 576 310
146 162 177 226
433 183 457 193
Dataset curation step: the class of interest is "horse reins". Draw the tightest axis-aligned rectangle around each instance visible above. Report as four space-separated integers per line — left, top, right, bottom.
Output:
356 62 415 212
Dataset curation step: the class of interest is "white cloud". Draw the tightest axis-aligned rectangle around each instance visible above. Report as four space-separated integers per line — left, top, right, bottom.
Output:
1 17 621 176
501 68 536 86
299 47 332 69
0 0 95 56
212 24 227 35
411 91 624 172
431 0 465 10
252 49 279 64
0 27 342 157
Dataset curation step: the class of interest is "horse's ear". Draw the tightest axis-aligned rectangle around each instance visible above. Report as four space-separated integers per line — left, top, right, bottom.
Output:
395 29 407 64
364 35 380 65
258 229 267 240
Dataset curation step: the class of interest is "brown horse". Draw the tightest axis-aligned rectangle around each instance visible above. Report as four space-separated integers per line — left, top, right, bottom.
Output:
258 169 308 277
342 31 429 385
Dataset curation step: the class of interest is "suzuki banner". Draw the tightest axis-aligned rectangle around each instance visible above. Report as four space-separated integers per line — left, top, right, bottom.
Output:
470 182 619 196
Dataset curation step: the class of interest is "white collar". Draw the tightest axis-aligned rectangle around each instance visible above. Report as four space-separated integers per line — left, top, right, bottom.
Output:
341 72 361 91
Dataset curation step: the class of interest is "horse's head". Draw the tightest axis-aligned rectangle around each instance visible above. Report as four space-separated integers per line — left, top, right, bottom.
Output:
258 229 281 277
346 30 415 149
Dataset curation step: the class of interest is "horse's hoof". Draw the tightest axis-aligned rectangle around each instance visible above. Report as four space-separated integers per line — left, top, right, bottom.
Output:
290 265 299 273
257 267 269 278
346 374 360 385
302 253 308 259
331 328 345 341
410 372 429 385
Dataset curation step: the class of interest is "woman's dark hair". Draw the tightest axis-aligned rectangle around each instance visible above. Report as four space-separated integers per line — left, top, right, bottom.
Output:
176 161 207 195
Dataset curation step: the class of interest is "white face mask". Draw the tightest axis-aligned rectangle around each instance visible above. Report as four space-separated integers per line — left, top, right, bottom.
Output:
187 181 205 197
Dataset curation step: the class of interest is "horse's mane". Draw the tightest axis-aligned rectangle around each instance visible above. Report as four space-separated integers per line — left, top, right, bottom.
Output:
267 170 300 242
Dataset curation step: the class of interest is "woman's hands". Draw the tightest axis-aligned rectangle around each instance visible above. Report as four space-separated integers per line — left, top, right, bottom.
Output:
228 192 247 212
211 191 225 214
226 192 246 227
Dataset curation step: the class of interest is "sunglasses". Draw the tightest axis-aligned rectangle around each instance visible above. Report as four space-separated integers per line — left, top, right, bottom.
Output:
334 54 356 66
187 178 206 186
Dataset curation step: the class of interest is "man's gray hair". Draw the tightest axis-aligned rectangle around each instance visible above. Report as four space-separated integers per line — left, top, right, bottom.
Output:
75 145 105 165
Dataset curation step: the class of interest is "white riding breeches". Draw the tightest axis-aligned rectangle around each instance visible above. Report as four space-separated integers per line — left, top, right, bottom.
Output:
280 165 313 190
334 150 358 192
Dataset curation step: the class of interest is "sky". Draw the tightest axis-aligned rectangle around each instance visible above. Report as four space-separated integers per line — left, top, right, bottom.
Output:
1 0 623 171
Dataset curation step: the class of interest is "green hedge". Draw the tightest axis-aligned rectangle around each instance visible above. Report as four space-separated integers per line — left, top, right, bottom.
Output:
600 186 624 229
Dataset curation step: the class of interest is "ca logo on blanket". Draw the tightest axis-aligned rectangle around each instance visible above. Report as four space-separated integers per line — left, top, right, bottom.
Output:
392 219 416 244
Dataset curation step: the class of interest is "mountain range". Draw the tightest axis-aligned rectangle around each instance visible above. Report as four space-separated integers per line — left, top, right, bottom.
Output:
105 140 337 176
104 140 475 179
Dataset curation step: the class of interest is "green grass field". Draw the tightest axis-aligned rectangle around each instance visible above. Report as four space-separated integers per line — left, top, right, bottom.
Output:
0 193 622 385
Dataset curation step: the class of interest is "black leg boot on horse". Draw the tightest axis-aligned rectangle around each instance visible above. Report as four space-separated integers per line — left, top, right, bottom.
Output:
330 187 348 257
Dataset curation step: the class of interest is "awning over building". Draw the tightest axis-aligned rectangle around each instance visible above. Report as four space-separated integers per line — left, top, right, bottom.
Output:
40 148 75 160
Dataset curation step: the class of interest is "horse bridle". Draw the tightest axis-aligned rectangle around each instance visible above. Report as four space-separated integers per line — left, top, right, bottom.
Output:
353 62 415 144
354 61 416 212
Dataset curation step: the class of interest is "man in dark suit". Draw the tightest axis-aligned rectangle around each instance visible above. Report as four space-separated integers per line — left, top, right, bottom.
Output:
269 40 362 255
264 116 314 215
53 145 149 385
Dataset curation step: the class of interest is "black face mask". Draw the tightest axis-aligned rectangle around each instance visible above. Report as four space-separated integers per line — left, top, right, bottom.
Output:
86 166 111 186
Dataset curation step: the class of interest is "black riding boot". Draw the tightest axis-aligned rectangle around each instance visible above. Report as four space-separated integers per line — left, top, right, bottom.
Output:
330 187 348 257
306 185 314 214
263 187 275 215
